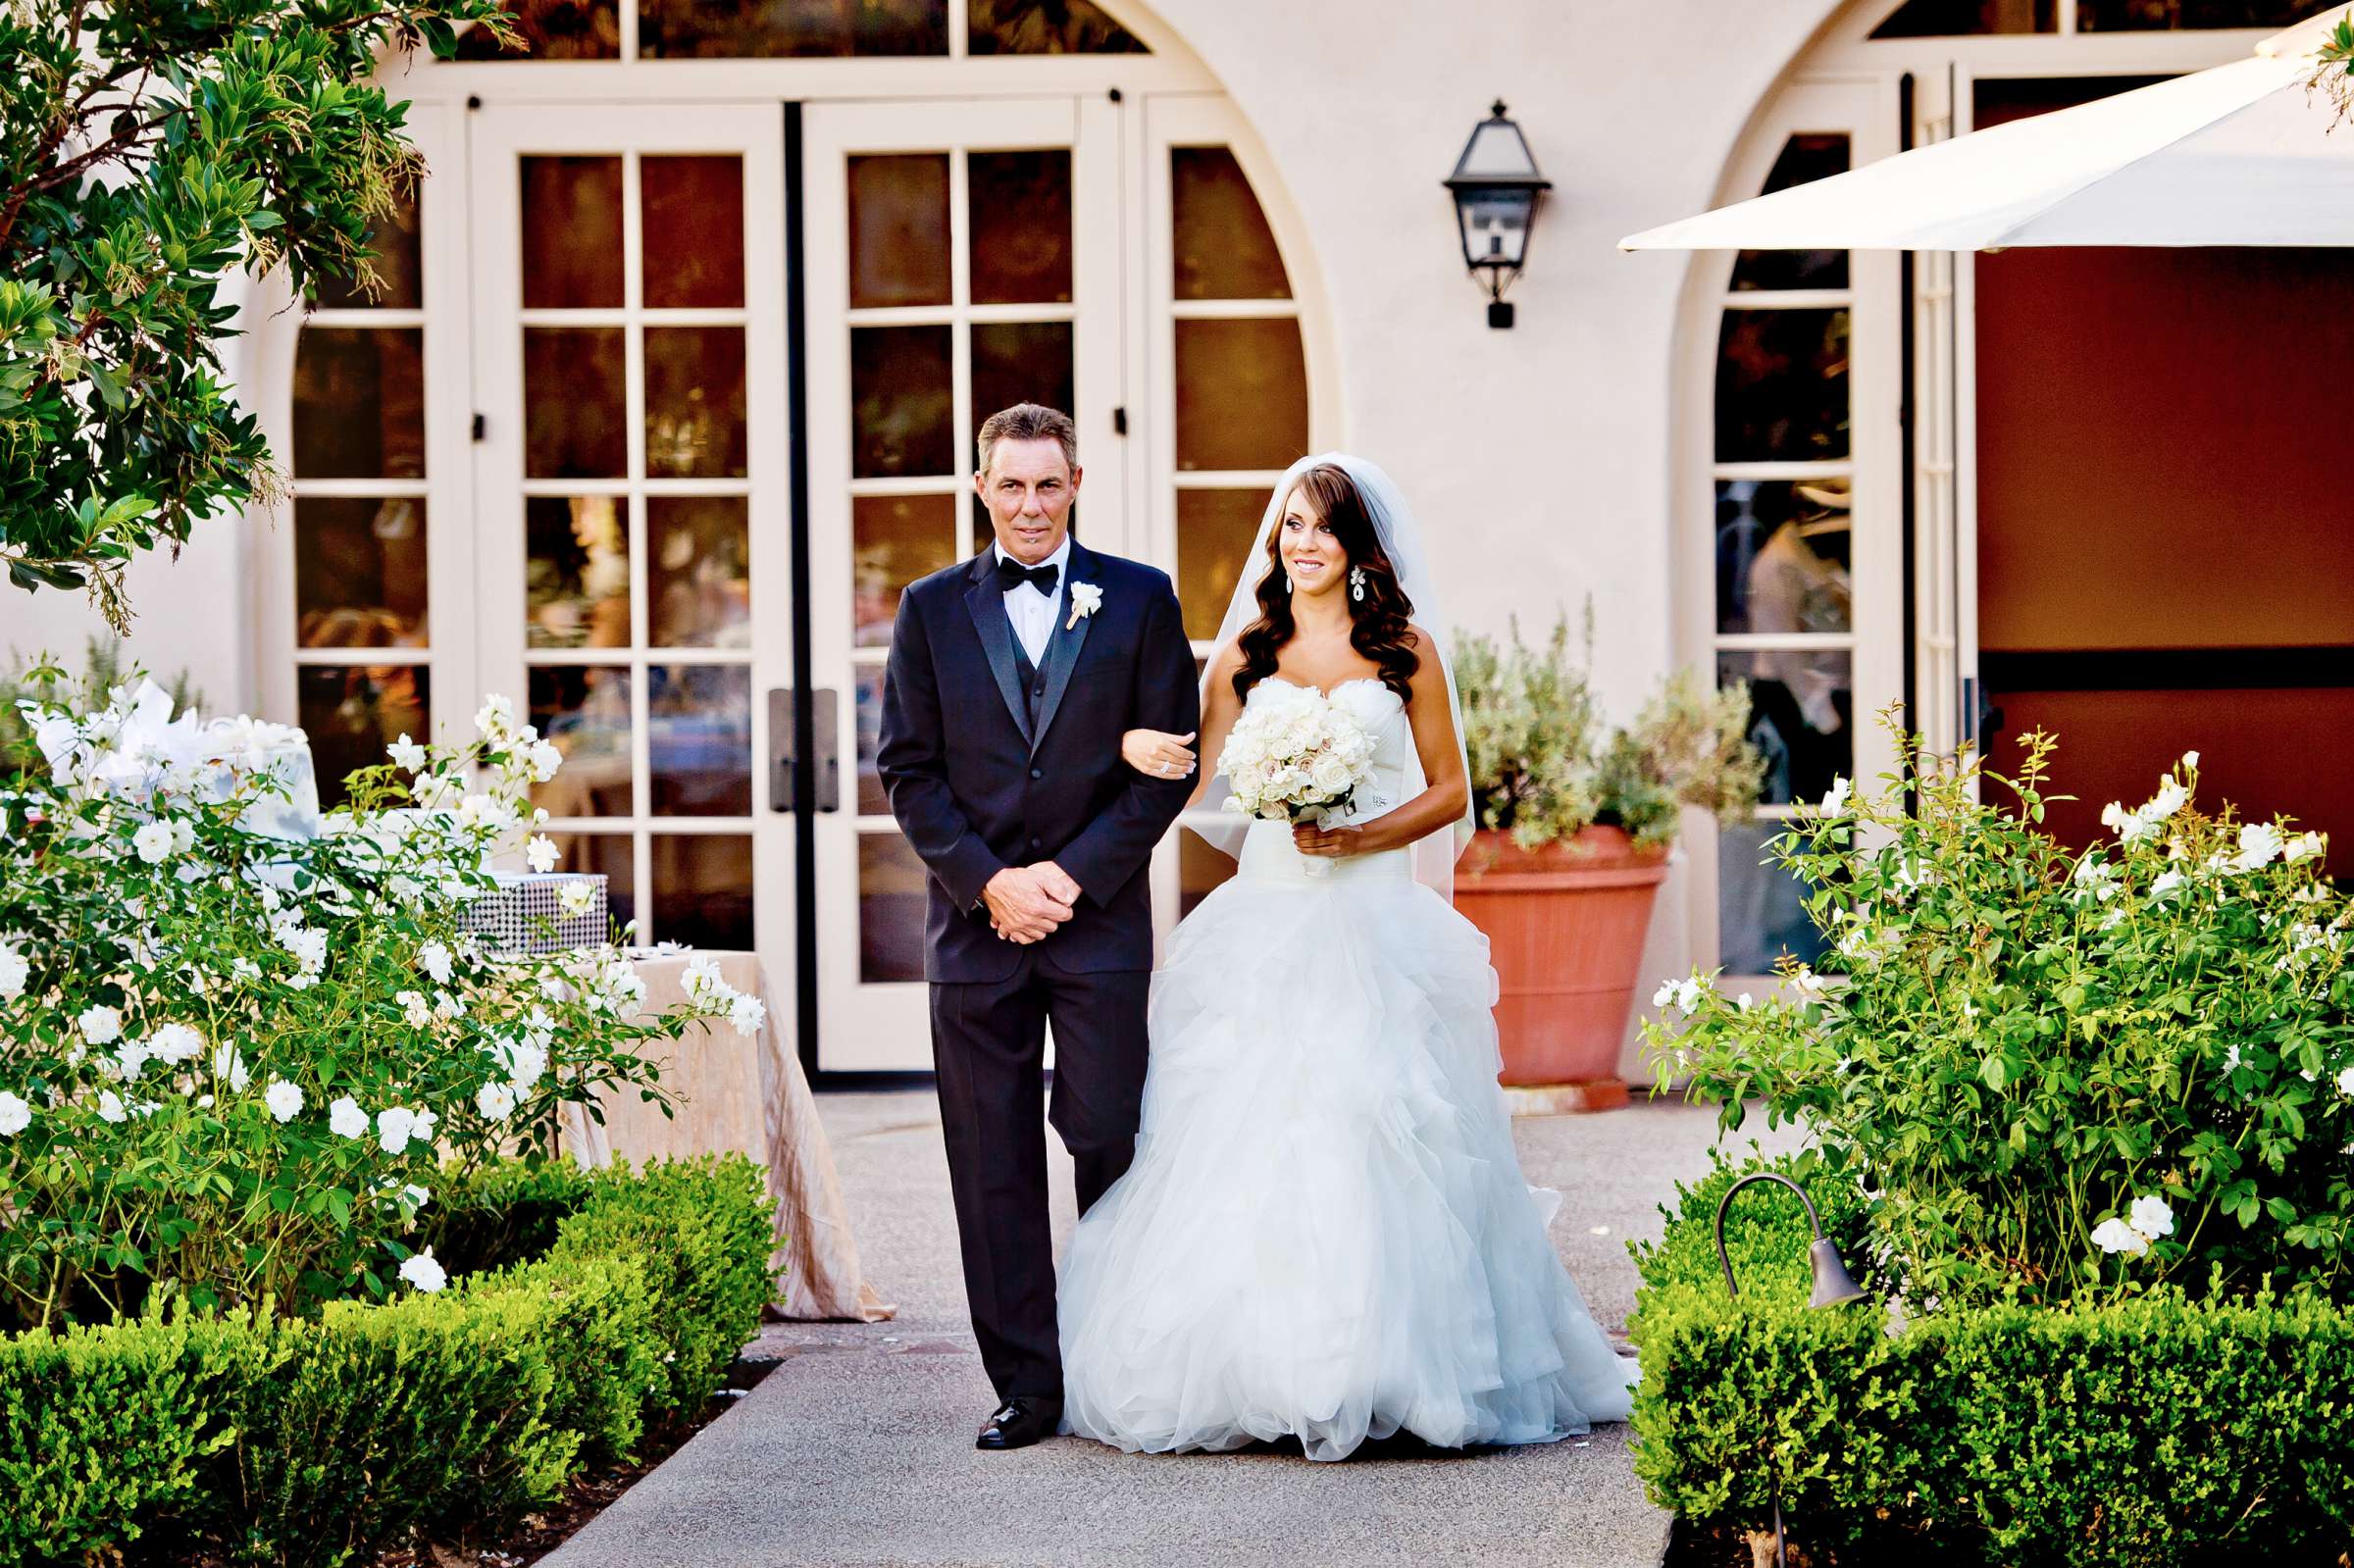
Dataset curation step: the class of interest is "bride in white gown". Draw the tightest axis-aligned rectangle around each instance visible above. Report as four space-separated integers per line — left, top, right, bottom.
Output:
1051 453 1638 1462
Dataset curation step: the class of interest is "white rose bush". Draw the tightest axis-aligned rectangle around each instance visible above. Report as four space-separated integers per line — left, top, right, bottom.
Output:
1644 718 2354 1309
0 676 765 1330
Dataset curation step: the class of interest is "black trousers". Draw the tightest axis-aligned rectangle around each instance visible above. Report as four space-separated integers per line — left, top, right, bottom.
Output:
931 953 1150 1402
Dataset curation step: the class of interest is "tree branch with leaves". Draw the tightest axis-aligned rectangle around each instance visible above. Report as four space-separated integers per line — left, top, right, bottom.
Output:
0 0 515 632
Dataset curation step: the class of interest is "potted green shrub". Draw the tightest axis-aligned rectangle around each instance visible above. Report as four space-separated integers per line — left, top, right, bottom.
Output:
1452 611 1762 1107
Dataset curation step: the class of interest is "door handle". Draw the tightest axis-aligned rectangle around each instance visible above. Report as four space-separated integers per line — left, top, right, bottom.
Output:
767 687 842 813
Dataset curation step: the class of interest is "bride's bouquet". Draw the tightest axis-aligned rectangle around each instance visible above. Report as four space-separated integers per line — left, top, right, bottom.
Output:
1218 683 1379 877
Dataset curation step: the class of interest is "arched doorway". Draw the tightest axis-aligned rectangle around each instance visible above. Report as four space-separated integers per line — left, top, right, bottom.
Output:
252 0 1334 1070
1681 0 2350 982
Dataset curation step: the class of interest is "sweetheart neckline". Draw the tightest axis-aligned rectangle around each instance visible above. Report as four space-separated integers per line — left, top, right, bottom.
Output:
1260 675 1398 703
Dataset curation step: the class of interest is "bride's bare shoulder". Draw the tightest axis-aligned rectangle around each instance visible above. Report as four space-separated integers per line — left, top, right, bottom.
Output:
1400 624 1451 702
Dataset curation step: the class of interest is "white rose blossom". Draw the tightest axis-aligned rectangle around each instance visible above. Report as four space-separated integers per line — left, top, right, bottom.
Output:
132 821 177 864
376 1105 426 1154
398 1248 448 1294
77 1004 123 1046
264 1079 305 1123
0 938 26 998
329 1095 369 1139
2090 1217 2148 1257
2127 1194 2175 1240
0 1090 30 1137
2229 824 2284 874
2092 1194 2175 1259
417 940 453 986
475 694 517 741
210 1044 251 1093
682 957 726 1003
146 1022 203 1066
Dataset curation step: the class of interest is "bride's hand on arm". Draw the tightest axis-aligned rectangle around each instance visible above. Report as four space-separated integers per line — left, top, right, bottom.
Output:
1121 728 1197 781
1307 627 1467 857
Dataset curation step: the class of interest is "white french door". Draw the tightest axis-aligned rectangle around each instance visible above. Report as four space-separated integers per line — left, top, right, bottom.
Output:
1690 76 1908 982
468 103 796 991
802 95 1124 1070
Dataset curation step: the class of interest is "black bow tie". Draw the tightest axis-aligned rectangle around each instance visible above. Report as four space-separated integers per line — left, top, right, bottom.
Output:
996 556 1059 595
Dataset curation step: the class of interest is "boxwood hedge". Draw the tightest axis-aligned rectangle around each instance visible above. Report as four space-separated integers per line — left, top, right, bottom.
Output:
0 1153 775 1568
1632 1154 2354 1565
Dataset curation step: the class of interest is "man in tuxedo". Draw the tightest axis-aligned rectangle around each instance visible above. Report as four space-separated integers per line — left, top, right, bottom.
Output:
877 402 1199 1450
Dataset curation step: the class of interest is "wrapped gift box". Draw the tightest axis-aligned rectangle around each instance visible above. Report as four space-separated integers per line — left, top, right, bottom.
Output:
457 871 610 954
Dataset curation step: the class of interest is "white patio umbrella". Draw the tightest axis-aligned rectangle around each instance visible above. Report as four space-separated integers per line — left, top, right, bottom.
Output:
1619 6 2354 251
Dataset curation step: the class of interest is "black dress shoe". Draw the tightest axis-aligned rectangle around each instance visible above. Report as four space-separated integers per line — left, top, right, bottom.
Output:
976 1395 1063 1450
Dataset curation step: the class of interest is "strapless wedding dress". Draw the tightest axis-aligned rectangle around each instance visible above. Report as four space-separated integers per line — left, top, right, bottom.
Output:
1056 677 1638 1461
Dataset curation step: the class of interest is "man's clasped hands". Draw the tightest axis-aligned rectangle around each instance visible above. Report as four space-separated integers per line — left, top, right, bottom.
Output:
982 862 1084 944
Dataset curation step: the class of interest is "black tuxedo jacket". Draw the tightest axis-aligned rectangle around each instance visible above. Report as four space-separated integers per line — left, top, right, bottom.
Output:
877 538 1200 984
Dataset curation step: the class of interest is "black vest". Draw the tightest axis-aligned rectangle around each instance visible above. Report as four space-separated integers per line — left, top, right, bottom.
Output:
1011 633 1049 727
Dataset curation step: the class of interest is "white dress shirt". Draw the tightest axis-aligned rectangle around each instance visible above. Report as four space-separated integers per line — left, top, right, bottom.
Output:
994 534 1071 667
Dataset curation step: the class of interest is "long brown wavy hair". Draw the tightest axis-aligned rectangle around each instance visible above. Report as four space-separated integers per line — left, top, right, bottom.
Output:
1233 463 1419 704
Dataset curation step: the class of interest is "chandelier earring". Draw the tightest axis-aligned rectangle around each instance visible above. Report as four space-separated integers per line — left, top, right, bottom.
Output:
1350 566 1366 602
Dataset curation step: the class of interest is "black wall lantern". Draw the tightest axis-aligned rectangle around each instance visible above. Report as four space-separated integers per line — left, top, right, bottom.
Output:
1714 1171 1870 1568
1444 100 1552 329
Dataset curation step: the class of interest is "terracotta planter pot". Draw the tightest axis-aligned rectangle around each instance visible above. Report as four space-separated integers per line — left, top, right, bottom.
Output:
1454 826 1670 1107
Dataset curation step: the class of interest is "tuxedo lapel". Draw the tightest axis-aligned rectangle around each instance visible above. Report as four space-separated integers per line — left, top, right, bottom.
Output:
1029 539 1097 757
961 553 1033 747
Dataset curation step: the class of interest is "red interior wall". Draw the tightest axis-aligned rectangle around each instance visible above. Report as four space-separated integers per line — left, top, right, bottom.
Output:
1972 78 2354 876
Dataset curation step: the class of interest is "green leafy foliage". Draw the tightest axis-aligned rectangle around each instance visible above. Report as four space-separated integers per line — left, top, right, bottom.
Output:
1646 721 2354 1309
0 0 516 631
219 1285 577 1566
1453 606 1763 851
0 1156 775 1568
1631 1155 2354 1564
0 1302 285 1564
544 1155 780 1419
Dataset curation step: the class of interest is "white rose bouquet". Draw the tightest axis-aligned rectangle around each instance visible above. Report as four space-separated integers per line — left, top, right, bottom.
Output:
1218 684 1379 877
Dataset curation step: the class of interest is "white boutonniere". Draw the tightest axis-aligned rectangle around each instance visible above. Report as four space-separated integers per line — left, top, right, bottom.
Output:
1065 581 1102 632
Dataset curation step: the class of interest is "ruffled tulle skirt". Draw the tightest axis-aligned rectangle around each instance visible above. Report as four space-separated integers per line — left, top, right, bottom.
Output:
1056 825 1638 1461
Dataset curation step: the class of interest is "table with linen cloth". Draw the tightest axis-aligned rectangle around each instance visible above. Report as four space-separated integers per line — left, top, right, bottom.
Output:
554 948 893 1323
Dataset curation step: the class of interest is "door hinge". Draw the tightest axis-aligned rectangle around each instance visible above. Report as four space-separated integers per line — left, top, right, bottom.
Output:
1111 406 1127 436
471 413 486 442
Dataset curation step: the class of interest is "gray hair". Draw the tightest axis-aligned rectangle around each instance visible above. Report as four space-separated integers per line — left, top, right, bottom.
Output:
976 402 1079 477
